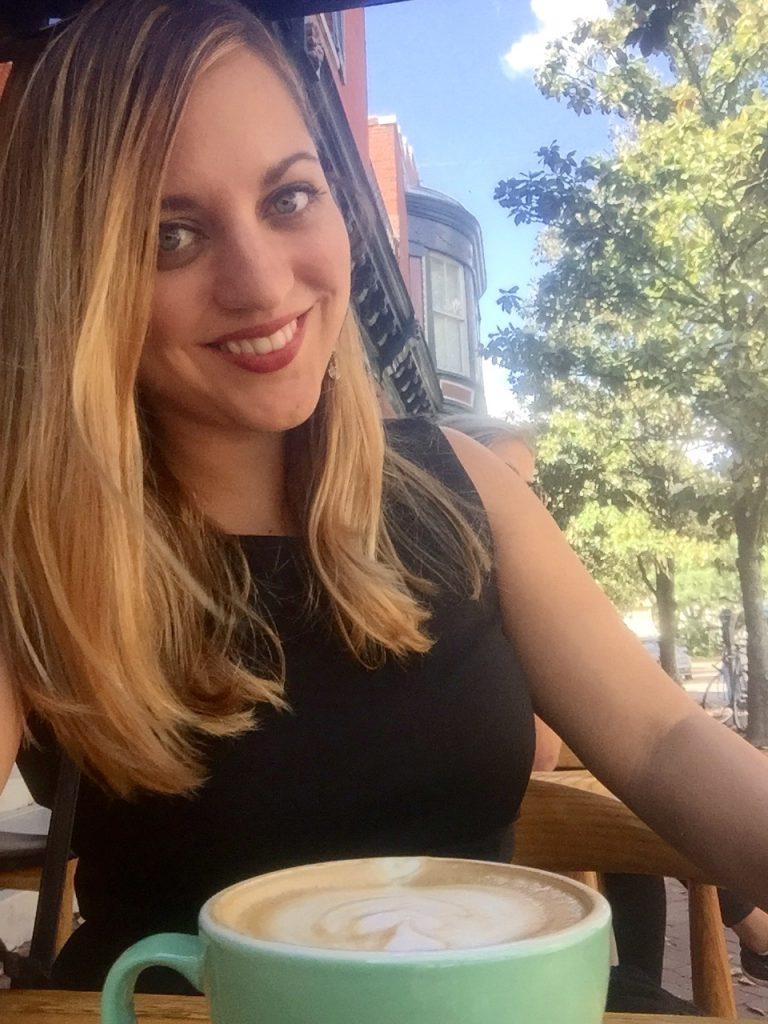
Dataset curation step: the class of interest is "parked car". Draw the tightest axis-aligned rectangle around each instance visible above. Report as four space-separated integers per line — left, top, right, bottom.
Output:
641 638 693 680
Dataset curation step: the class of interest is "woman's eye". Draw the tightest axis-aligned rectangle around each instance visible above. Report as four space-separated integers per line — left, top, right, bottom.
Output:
270 185 320 217
158 224 198 255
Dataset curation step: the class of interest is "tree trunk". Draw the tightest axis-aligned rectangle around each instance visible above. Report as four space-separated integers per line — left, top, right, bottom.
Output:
733 482 768 748
656 558 680 683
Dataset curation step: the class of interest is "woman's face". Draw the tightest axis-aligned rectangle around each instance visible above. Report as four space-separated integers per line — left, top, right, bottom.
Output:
139 46 351 436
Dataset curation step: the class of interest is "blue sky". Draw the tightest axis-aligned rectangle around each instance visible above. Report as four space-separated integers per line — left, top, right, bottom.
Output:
365 0 613 415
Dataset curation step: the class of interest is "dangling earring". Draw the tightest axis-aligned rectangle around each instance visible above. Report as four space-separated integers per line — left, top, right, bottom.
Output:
326 351 340 381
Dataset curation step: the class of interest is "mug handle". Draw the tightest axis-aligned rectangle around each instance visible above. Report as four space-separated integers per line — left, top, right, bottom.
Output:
101 933 204 1024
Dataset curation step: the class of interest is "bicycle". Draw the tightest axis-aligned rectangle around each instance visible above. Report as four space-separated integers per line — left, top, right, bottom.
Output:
700 642 749 732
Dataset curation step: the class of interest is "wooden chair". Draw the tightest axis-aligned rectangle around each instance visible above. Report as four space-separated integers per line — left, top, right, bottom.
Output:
0 839 77 964
0 756 79 987
513 770 737 1020
556 739 584 771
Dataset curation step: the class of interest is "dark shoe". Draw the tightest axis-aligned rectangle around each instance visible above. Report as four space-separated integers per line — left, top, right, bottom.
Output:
741 945 768 986
606 965 705 1015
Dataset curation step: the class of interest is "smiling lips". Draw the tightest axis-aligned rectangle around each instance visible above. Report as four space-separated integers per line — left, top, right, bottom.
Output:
205 310 308 374
209 318 299 356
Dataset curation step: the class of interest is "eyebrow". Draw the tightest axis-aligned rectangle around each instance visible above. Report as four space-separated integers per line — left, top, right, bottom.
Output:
160 151 321 213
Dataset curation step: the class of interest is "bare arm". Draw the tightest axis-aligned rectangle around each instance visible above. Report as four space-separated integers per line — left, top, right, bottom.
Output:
443 428 768 910
0 646 22 791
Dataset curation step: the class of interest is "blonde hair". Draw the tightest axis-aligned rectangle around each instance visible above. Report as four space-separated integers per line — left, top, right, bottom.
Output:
0 0 488 798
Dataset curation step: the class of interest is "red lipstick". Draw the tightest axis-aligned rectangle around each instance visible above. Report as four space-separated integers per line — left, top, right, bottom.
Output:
205 310 308 349
204 310 309 375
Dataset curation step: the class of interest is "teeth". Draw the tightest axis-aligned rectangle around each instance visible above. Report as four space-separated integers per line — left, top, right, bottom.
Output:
220 318 299 356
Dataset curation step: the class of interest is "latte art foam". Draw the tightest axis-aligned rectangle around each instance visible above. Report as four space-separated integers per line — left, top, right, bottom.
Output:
212 857 587 954
251 883 564 952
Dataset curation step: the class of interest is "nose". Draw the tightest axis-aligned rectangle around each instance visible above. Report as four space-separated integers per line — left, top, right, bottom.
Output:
213 224 295 314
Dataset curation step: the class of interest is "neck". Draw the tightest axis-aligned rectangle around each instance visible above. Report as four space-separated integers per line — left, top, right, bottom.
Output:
153 417 298 537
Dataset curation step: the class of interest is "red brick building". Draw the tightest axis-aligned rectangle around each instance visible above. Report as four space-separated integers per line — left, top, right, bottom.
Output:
368 116 488 412
300 7 488 411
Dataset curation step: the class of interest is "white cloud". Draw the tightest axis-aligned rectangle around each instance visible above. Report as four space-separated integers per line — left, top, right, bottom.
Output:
502 0 609 77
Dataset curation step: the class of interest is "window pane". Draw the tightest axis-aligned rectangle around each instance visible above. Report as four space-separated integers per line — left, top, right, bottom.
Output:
434 314 469 375
445 261 464 317
429 255 466 318
430 258 446 311
428 253 471 377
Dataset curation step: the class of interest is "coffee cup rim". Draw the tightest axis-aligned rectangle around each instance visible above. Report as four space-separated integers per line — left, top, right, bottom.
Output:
199 857 611 963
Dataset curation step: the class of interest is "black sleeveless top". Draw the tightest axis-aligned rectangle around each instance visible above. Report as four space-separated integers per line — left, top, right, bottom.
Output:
18 417 535 990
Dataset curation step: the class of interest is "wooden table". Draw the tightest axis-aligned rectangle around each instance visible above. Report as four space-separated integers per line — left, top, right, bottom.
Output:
0 990 762 1023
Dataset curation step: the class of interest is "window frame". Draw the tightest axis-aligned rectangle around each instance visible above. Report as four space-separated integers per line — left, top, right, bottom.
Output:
425 251 472 378
321 11 346 80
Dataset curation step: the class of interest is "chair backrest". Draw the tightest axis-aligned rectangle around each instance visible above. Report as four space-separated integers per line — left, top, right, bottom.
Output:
0 755 80 987
513 772 737 1020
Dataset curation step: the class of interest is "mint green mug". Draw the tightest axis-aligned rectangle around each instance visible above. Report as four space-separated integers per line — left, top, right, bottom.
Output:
101 856 611 1024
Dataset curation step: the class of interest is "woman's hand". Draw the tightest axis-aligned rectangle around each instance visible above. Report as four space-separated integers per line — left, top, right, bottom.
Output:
442 427 768 912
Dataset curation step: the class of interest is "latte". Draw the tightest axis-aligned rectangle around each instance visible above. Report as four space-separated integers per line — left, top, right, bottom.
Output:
211 857 587 954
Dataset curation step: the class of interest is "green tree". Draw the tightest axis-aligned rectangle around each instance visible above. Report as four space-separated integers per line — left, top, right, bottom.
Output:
623 0 699 56
487 0 768 743
535 383 725 680
674 537 743 656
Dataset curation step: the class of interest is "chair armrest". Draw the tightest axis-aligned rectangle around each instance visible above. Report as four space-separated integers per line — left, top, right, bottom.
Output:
0 831 47 871
513 775 713 882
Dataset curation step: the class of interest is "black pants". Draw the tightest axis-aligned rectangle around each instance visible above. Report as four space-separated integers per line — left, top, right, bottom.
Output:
606 965 704 1015
603 875 697 1014
604 874 754 983
719 888 756 928
603 873 668 985
603 874 755 1016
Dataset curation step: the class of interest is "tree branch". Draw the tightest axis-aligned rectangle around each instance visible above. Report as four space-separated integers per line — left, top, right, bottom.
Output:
637 554 656 596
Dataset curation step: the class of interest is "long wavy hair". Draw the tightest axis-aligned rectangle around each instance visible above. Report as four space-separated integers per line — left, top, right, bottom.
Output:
0 0 489 798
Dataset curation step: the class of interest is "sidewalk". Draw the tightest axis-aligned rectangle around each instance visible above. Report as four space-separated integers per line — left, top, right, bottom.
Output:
663 878 768 1019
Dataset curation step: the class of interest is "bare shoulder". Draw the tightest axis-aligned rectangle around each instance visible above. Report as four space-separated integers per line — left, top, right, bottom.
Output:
439 425 488 462
439 425 529 519
438 423 540 528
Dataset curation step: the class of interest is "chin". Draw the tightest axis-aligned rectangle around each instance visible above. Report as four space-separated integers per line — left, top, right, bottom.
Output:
246 386 324 434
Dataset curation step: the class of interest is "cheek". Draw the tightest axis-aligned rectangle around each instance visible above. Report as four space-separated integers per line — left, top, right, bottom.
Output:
148 272 205 348
335 231 352 299
141 278 204 394
304 207 351 297
149 279 182 345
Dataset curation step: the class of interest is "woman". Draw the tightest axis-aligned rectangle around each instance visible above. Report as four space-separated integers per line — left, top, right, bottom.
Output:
1 0 767 997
